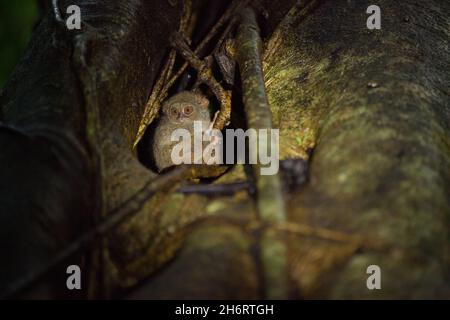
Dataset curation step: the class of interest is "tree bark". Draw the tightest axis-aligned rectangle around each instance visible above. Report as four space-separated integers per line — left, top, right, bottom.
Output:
0 0 183 298
0 0 449 299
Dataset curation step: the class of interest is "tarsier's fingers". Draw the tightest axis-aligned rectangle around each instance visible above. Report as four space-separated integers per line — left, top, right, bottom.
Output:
209 110 220 132
204 111 222 147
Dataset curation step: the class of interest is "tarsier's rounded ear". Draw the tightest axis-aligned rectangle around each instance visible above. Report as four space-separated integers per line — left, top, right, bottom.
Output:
195 94 209 109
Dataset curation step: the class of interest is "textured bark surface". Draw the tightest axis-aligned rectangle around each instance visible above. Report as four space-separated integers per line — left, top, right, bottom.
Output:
0 4 94 298
129 0 450 299
0 0 449 299
0 0 183 298
263 0 450 298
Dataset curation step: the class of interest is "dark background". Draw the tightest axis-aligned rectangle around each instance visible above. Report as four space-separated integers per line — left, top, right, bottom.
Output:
0 0 38 87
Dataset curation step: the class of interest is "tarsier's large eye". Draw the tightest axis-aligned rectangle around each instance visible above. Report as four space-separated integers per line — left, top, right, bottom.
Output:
170 105 178 117
182 105 194 116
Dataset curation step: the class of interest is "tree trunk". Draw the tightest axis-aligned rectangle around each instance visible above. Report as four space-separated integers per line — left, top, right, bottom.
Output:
0 0 449 299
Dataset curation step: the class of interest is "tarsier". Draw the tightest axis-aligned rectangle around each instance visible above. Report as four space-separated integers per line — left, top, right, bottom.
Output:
151 31 234 173
153 91 212 172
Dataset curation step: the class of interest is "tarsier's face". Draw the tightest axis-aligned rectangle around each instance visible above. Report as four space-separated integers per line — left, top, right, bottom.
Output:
163 91 210 125
167 102 196 124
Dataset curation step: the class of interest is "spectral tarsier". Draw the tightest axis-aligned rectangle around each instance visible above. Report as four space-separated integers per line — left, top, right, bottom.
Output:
153 91 212 172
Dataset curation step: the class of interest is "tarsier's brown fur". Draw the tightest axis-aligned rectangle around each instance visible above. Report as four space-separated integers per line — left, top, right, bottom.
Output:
153 91 211 172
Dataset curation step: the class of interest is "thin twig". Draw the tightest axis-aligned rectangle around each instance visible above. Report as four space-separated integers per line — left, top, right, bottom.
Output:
164 0 247 90
134 0 248 146
0 165 224 298
178 181 251 196
275 222 390 253
170 32 232 130
134 50 177 148
133 0 192 147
